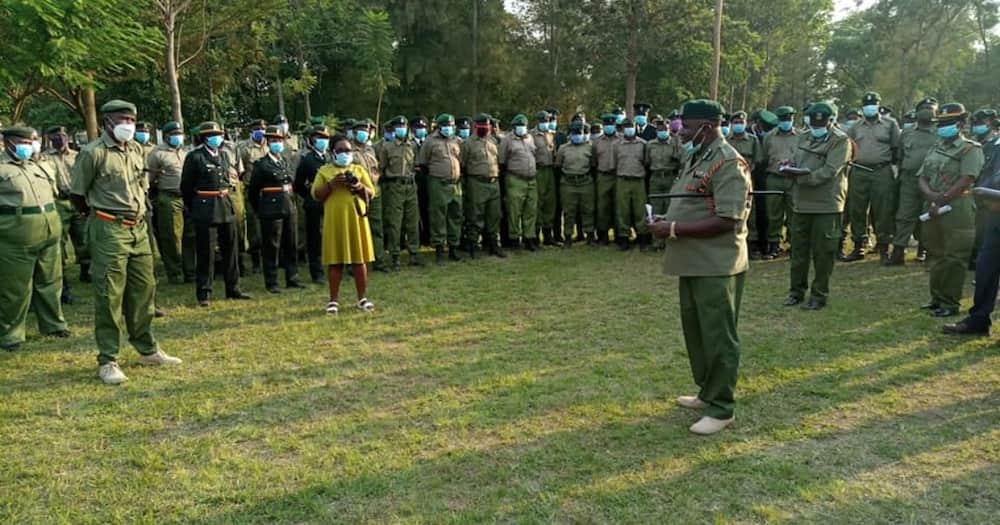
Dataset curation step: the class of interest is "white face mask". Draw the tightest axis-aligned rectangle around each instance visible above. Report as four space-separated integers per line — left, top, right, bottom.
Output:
31 140 42 154
113 122 136 143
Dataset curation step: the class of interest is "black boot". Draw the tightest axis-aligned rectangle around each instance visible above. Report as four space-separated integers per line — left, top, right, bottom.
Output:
79 263 91 283
525 238 539 252
487 240 507 258
842 245 865 262
543 228 558 246
596 231 609 246
409 251 426 267
749 240 762 260
885 246 905 266
617 236 630 251
435 246 446 265
448 245 463 261
762 242 779 260
876 243 889 265
639 233 652 252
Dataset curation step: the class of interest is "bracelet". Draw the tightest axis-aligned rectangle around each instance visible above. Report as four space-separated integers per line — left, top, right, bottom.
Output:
669 221 678 240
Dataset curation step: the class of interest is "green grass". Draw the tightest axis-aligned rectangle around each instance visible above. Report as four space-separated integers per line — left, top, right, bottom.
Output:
2 246 998 524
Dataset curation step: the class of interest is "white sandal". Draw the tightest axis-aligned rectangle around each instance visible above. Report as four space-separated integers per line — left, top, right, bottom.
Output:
357 298 375 313
325 300 339 315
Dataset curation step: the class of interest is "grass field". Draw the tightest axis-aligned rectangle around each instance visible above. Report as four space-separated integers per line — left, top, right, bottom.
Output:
2 245 998 524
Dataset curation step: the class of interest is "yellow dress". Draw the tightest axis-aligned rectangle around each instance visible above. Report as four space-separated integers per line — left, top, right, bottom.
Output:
312 163 376 265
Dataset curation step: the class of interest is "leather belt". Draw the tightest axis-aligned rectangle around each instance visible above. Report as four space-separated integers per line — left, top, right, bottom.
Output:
94 209 139 227
0 203 56 215
196 190 230 197
261 184 292 194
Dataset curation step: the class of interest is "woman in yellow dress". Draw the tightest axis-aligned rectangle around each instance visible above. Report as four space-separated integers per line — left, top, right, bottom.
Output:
311 135 376 314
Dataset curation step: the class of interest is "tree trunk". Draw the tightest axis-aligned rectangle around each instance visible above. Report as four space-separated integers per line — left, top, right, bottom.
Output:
471 0 479 113
376 88 384 129
275 72 286 116
82 85 99 141
624 1 640 116
164 10 184 127
710 0 723 100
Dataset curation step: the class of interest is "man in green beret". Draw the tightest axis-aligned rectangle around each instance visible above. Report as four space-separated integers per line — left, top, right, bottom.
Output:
378 116 425 269
498 114 540 251
781 102 852 309
418 113 465 264
594 113 620 245
531 110 559 245
147 121 194 285
238 118 269 274
649 99 752 435
888 98 939 265
555 122 596 246
460 113 506 258
613 117 649 250
42 125 87 303
844 91 902 263
70 100 180 384
644 117 684 250
726 112 764 258
918 103 984 318
761 105 801 259
0 126 71 351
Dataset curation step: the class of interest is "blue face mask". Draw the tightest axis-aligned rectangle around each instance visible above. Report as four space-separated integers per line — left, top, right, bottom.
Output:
570 134 585 145
355 130 369 143
458 128 470 139
167 135 184 148
732 123 746 134
721 126 730 136
635 115 647 127
314 138 329 151
623 127 636 138
657 130 670 141
538 123 548 132
251 129 265 141
135 132 150 144
843 119 857 128
590 133 601 141
778 121 793 132
862 105 879 118
937 124 959 138
334 152 352 166
614 114 625 125
395 127 408 139
13 143 33 161
383 132 394 142
603 125 616 136
972 124 989 136
514 125 527 137
810 126 829 138
268 141 285 154
548 122 557 131
903 123 916 130
683 141 700 156
205 135 224 149
415 128 427 139
439 126 454 138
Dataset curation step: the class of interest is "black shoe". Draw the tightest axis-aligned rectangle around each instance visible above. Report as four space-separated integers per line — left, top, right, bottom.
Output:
801 298 825 310
884 247 905 266
942 320 989 336
448 246 464 261
267 286 282 294
154 307 166 318
435 246 446 265
311 274 327 284
783 296 802 307
920 302 939 310
227 291 252 300
596 232 609 246
616 237 630 251
543 228 559 246
841 247 865 262
48 329 72 338
749 241 762 260
762 242 779 260
930 307 958 318
373 260 391 273
525 239 539 252
287 280 306 289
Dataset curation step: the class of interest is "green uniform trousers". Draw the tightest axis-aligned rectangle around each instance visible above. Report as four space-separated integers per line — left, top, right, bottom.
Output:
506 175 538 240
893 170 923 248
464 177 502 245
536 165 557 230
242 182 262 261
923 203 975 310
56 199 89 268
89 216 159 365
382 180 421 256
560 176 595 240
232 180 247 252
428 177 463 248
765 173 795 242
678 272 745 420
155 194 195 284
369 193 385 263
848 165 895 245
789 213 841 302
615 177 648 238
649 171 677 248
0 213 68 349
595 171 616 235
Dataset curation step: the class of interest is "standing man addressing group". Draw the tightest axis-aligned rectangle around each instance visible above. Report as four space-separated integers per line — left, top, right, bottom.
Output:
70 100 180 385
649 99 752 435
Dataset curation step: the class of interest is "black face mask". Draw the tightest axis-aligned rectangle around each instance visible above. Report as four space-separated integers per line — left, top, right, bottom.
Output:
50 136 66 149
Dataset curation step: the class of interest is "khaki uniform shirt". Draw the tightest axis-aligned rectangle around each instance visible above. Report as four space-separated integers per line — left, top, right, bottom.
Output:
555 142 594 177
498 134 537 178
530 129 555 167
594 134 619 173
900 126 939 173
918 136 985 214
352 141 381 185
41 148 78 196
662 139 752 277
644 138 682 174
847 115 900 166
791 128 852 214
417 133 462 180
613 138 646 178
146 144 187 194
377 139 417 179
71 132 148 217
238 139 269 181
461 135 500 179
762 129 801 174
728 133 761 171
0 152 58 208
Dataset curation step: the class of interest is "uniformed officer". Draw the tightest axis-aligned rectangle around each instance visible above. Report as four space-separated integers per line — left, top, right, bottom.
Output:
460 113 506 258
418 114 464 264
781 102 852 310
70 100 180 384
146 121 195 284
134 122 159 263
249 125 304 293
917 103 984 318
180 122 251 306
649 99 752 435
456 116 472 141
613 117 649 251
761 106 801 259
844 91 901 263
643 117 683 250
499 114 540 251
0 126 70 351
555 122 596 246
238 118 268 273
594 113 620 245
411 116 432 247
377 116 424 269
351 119 387 272
293 124 330 282
531 110 558 245
888 97 939 265
726 112 763 258
42 125 87 303
634 103 657 141
970 108 998 269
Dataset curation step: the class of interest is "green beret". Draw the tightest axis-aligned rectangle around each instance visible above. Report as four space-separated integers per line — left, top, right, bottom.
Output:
162 121 182 134
600 113 616 124
353 118 374 129
45 126 67 135
390 115 408 126
937 103 968 122
774 106 796 118
680 99 725 120
264 125 285 138
1 126 36 140
435 113 454 125
310 124 330 137
248 119 267 128
197 121 224 135
473 113 491 124
510 114 528 126
862 91 881 105
534 110 550 121
457 116 472 127
309 116 325 125
341 118 356 129
569 122 584 132
758 110 779 126
972 108 997 121
807 102 837 119
621 117 634 126
100 99 137 116
730 111 747 120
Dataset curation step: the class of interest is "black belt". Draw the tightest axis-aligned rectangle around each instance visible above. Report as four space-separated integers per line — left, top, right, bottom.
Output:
381 177 416 185
599 170 616 177
0 203 56 215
